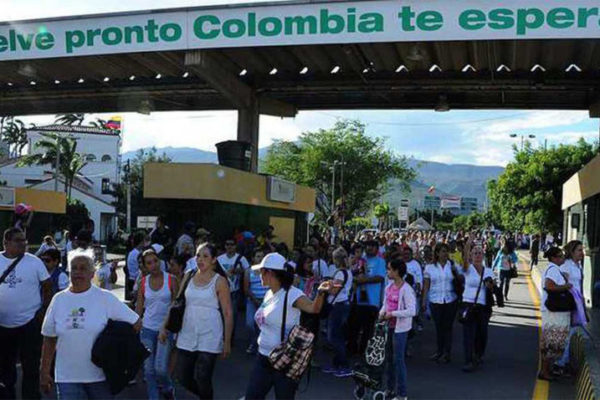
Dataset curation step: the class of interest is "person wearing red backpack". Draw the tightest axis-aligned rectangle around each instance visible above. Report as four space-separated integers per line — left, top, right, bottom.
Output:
135 249 179 400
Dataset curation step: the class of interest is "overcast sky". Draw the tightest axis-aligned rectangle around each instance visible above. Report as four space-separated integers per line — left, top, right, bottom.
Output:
4 0 599 166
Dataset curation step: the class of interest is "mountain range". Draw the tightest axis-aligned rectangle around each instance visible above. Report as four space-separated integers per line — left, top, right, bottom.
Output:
123 146 504 209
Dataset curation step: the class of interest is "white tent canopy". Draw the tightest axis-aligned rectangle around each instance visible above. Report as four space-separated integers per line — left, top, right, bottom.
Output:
408 217 433 231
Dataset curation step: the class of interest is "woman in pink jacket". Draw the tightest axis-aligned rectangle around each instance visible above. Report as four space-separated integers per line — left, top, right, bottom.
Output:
380 259 416 400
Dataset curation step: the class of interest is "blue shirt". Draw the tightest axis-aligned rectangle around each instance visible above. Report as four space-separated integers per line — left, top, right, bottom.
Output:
356 256 386 307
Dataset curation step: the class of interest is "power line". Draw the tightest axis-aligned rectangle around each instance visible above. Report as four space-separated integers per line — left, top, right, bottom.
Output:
316 111 530 127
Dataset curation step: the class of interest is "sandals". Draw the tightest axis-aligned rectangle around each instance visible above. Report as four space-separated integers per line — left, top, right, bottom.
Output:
537 372 556 382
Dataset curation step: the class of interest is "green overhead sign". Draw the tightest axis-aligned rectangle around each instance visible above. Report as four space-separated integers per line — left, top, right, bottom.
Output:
1 0 599 61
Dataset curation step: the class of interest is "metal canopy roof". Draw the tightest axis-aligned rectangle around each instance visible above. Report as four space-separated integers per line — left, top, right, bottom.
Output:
0 38 599 115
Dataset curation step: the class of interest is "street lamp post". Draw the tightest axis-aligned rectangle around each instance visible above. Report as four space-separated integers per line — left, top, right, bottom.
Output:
509 133 537 150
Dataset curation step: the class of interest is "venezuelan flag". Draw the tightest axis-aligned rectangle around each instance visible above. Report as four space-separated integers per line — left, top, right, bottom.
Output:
105 116 122 131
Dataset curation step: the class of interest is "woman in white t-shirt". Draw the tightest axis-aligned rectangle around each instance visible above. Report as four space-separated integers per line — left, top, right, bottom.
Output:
135 249 179 400
539 247 571 381
245 252 333 400
40 251 140 399
174 243 233 399
323 247 353 378
458 238 494 372
555 240 586 373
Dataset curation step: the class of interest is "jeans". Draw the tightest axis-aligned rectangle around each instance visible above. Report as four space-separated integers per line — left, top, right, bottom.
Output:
393 332 409 397
530 253 539 271
246 299 261 349
430 301 458 357
176 349 217 399
140 328 174 400
57 381 112 400
245 354 298 400
385 326 395 391
499 270 512 298
461 305 491 364
0 316 42 400
347 305 379 355
327 301 350 368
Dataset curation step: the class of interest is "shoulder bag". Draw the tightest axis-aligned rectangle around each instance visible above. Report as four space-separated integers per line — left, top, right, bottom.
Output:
269 290 315 381
0 253 25 285
319 269 349 319
164 269 196 333
449 261 464 300
544 267 576 312
458 267 484 324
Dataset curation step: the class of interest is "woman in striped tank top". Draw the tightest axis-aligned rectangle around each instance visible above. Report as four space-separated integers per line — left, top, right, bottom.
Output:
135 249 179 400
244 249 268 355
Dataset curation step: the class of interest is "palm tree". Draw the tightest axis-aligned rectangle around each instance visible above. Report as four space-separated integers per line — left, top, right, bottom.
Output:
374 202 391 230
89 118 108 129
54 113 85 126
0 116 28 158
17 132 87 199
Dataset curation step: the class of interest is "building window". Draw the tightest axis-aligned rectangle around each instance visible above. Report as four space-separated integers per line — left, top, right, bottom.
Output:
101 154 112 162
101 178 111 194
86 154 97 162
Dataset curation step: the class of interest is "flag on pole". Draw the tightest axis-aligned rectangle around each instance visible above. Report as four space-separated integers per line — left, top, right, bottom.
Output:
441 196 461 208
105 116 122 131
427 185 435 194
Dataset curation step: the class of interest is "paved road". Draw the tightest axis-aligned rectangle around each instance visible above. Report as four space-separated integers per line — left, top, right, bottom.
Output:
26 258 575 399
107 259 575 400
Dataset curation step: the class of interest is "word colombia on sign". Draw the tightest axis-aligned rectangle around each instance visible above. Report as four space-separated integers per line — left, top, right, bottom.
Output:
1 0 599 61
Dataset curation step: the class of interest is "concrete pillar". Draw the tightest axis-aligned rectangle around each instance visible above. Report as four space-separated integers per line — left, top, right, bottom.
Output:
237 98 260 173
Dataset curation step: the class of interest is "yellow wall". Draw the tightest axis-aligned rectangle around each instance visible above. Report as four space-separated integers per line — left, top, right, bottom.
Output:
144 163 316 213
269 217 296 248
562 154 600 210
0 188 66 214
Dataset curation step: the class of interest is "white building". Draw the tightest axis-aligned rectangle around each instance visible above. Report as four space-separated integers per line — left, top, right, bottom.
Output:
0 124 121 241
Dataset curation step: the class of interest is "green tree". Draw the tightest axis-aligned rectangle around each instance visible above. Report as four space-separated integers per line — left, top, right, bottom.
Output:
374 202 391 230
488 138 597 234
262 120 415 219
17 132 87 199
117 147 171 229
1 116 28 158
54 113 85 126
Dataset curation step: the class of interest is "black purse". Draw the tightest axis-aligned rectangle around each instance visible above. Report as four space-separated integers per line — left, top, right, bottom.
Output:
458 267 484 324
544 268 575 312
165 270 196 333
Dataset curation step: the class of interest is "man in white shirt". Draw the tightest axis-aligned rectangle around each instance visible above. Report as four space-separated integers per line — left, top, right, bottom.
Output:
0 227 53 400
175 222 196 257
218 239 250 340
125 231 146 301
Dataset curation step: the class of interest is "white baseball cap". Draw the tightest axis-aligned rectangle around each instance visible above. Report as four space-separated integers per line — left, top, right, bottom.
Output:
252 252 287 271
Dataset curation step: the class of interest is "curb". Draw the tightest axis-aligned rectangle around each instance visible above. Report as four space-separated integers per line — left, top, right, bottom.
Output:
519 253 598 400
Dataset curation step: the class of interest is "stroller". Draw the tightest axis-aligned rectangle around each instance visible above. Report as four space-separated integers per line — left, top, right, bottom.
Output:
352 321 389 400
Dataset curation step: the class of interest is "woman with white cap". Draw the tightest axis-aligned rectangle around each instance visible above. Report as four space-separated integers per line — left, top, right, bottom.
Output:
245 252 334 400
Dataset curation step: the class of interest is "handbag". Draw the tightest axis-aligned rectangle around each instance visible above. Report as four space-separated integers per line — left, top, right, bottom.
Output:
164 269 196 333
458 267 485 324
544 267 576 312
509 266 518 278
319 269 349 319
268 290 315 381
449 261 464 300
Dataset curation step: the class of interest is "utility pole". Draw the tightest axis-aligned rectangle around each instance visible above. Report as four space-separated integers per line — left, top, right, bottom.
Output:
125 160 131 233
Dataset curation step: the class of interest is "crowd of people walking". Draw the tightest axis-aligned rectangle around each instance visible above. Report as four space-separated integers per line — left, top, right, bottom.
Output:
0 216 587 400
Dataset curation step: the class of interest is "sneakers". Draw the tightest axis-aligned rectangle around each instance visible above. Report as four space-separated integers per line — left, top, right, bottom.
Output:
333 367 353 378
321 365 337 374
429 352 442 361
